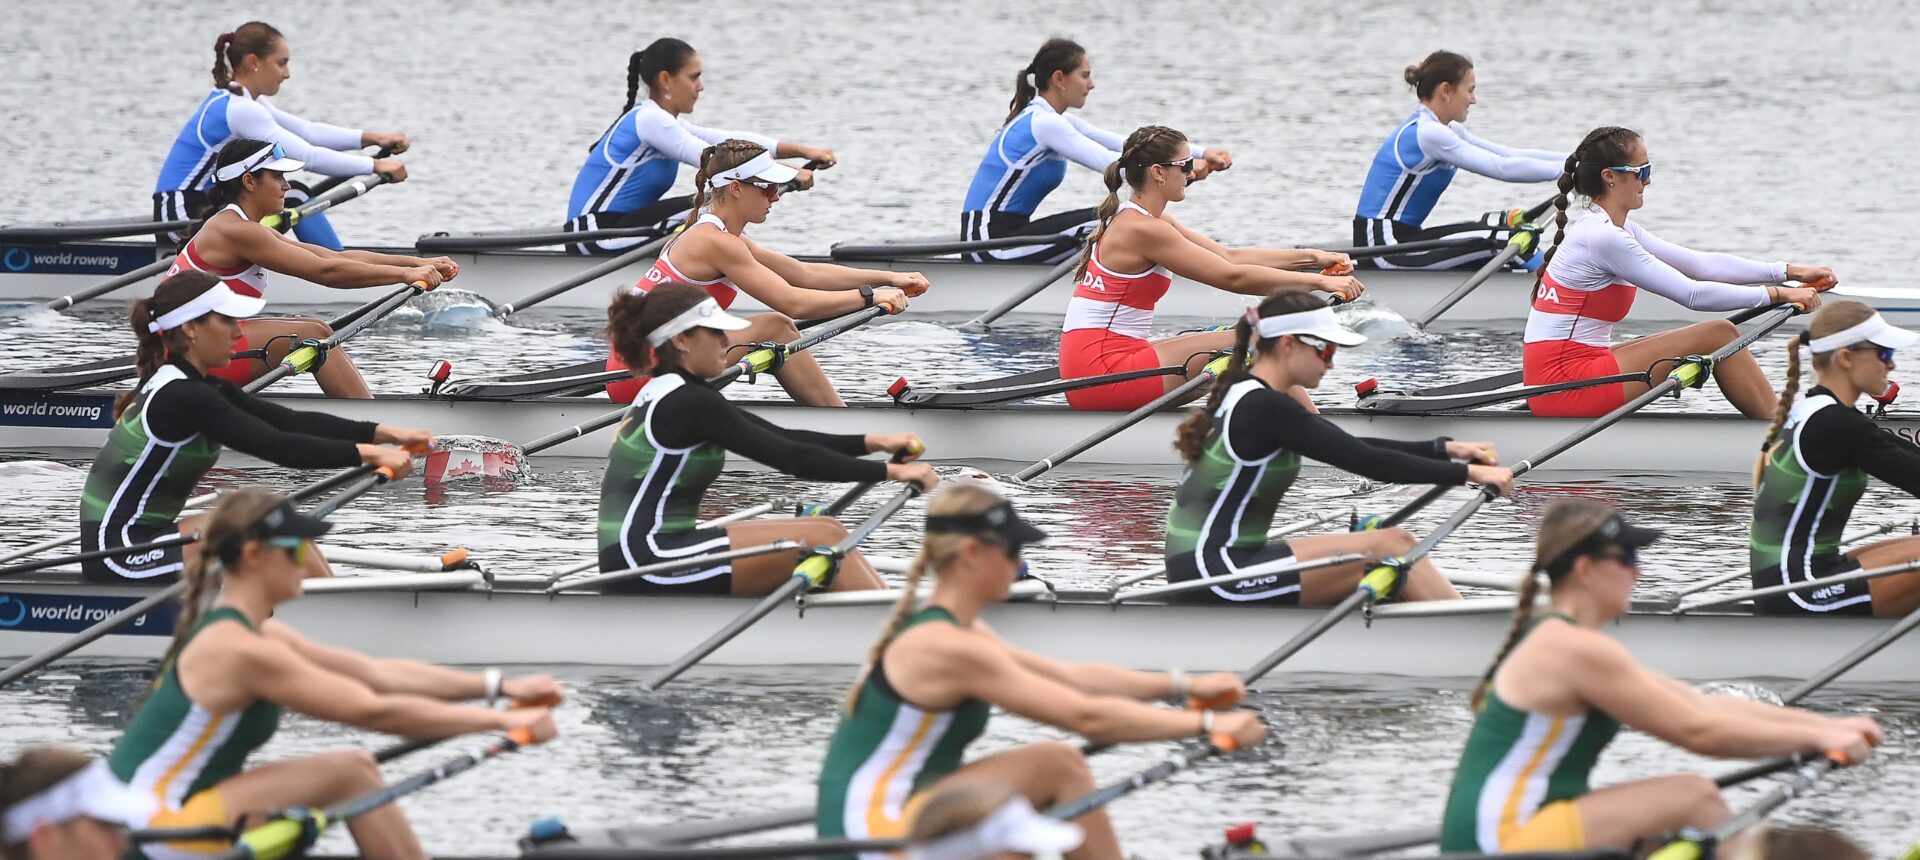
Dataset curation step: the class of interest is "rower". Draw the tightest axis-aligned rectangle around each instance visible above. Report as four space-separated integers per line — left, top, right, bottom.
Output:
600 283 935 595
960 39 1231 264
101 488 562 860
1440 498 1880 855
816 483 1267 860
1353 51 1564 271
1059 125 1361 412
79 270 429 584
170 137 456 398
1166 292 1511 605
1523 126 1832 418
566 37 835 255
1752 300 1920 617
1 748 139 860
154 22 410 250
606 140 925 406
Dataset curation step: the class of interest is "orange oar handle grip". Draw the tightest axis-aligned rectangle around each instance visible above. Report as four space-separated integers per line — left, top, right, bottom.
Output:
1188 691 1243 711
1320 261 1355 276
507 727 537 746
438 548 470 569
1825 747 1858 767
512 691 565 708
375 465 399 481
411 279 436 293
1210 733 1240 752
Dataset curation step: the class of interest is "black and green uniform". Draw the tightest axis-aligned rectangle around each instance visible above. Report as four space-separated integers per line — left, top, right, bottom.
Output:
596 370 884 593
1439 613 1621 853
1750 387 1920 615
1165 378 1465 603
816 607 992 859
79 360 373 583
106 608 283 858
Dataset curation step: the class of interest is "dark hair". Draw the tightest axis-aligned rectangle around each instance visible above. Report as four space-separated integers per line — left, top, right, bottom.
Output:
1402 50 1473 101
593 38 698 151
1756 300 1877 484
212 22 283 93
1174 291 1325 462
182 138 279 242
1533 126 1642 297
690 139 770 215
1468 498 1620 709
0 747 95 860
121 271 225 418
607 282 713 374
158 488 284 684
1073 125 1188 283
1753 826 1869 860
1005 38 1087 125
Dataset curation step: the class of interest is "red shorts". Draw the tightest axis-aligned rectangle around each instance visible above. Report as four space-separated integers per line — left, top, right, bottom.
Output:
206 330 256 385
1060 329 1165 411
606 354 642 404
1524 340 1626 417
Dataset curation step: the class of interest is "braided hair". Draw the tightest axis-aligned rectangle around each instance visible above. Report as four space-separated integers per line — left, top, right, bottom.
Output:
1005 38 1087 125
689 139 770 216
1755 300 1878 485
1533 127 1641 298
589 38 697 151
1072 125 1189 283
1174 291 1326 462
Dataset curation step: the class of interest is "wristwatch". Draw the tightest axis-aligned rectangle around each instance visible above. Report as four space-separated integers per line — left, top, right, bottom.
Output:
859 285 876 308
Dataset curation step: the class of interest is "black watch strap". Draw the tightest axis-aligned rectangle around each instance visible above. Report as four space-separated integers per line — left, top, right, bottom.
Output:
859 285 876 308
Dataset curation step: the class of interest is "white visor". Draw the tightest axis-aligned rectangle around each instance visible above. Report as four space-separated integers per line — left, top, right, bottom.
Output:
213 142 305 183
905 797 1085 860
1248 305 1367 347
148 282 266 333
707 151 798 189
1 761 145 843
1806 312 1920 354
645 297 752 346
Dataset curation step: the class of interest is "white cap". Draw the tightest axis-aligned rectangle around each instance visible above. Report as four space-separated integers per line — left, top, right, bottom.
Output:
1246 305 1366 347
1807 311 1920 354
148 281 266 333
645 296 752 347
213 141 305 182
707 151 798 189
905 797 1085 860
1 761 146 843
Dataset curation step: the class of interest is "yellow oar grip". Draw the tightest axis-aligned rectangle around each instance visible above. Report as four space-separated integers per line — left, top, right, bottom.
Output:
1202 354 1234 377
795 554 834 589
1507 228 1539 256
1358 564 1400 600
235 811 327 860
1645 841 1703 860
1669 361 1706 389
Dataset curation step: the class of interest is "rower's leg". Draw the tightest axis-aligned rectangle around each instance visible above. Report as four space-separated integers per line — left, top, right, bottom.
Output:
210 750 426 860
722 516 883 595
239 317 374 399
1612 320 1774 417
728 315 844 407
1287 528 1461 604
1849 536 1920 616
1566 773 1727 851
926 741 1121 860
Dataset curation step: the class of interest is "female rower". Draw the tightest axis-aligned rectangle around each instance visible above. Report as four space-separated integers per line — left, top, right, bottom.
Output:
1440 498 1880 855
155 22 409 249
1167 292 1511 605
170 138 456 398
817 482 1268 860
567 37 835 255
79 270 428 584
1524 126 1833 418
962 39 1231 263
1751 300 1920 616
599 283 935 595
1354 51 1564 271
1060 125 1362 412
606 140 925 406
1 748 137 860
104 489 561 860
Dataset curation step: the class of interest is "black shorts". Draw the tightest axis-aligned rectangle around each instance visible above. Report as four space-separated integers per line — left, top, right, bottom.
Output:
959 207 1096 263
597 526 734 595
1351 215 1508 271
1165 541 1301 605
1753 555 1874 617
566 196 694 255
80 521 184 584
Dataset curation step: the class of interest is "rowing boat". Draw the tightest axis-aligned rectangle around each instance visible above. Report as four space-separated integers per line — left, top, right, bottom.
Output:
2 238 1890 323
0 574 1907 681
5 387 1917 473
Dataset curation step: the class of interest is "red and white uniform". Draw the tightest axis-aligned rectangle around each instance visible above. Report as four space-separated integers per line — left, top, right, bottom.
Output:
1059 202 1175 411
165 204 273 384
1524 206 1782 417
609 213 746 403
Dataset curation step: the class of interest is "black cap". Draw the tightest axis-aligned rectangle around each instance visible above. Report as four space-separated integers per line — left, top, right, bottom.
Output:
925 500 1047 546
1592 512 1662 549
216 497 332 565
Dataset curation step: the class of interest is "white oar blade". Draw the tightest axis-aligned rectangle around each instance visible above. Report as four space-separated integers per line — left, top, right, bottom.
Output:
423 436 526 485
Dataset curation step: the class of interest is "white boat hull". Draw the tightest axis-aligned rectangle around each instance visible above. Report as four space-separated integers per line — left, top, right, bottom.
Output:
0 580 1905 682
1 239 1889 324
6 389 1920 473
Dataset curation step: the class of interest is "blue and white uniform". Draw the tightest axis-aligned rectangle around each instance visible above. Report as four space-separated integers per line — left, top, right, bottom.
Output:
566 100 777 255
1353 106 1563 270
154 85 372 249
960 99 1203 263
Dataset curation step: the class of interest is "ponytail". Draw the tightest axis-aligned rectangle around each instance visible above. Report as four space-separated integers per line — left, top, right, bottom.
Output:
1073 161 1126 283
152 488 283 685
688 139 766 217
119 271 224 419
1754 300 1879 485
1469 569 1543 710
1756 332 1808 486
1471 499 1618 710
211 32 237 92
1004 38 1087 125
1531 153 1577 299
590 39 697 152
843 551 929 715
623 50 644 115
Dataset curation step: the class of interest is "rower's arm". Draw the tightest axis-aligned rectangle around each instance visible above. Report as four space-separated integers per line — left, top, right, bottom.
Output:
305 245 430 267
933 633 1210 744
268 621 491 699
229 97 374 177
664 384 885 482
1825 408 1920 495
1134 217 1329 296
1452 124 1565 162
744 238 875 291
1629 220 1784 286
166 381 368 469
1002 643 1179 699
1652 675 1830 728
1163 213 1320 270
709 233 868 318
238 624 514 739
227 221 414 289
1031 110 1121 172
1417 120 1561 183
1574 634 1828 757
1252 393 1467 485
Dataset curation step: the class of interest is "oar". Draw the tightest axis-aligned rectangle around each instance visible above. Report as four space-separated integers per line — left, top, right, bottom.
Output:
492 226 684 318
1645 753 1853 860
643 481 926 691
1105 483 1400 593
38 172 392 313
1048 732 1249 822
1666 520 1909 603
240 280 430 393
957 257 1080 332
1408 198 1556 328
1011 351 1230 482
1674 558 1920 614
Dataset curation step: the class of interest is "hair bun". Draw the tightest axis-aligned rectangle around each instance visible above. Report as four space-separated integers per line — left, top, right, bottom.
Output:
1402 64 1422 88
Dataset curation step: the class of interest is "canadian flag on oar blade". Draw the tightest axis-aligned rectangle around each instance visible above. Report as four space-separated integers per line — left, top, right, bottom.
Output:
423 443 525 483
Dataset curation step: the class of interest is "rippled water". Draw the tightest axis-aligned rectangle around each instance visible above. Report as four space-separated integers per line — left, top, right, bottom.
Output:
5 0 1920 854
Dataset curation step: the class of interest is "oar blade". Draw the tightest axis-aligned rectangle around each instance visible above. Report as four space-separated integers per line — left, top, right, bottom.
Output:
422 435 528 485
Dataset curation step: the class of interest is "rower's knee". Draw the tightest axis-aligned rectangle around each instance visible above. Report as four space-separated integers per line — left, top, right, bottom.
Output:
1700 319 1738 343
1380 527 1416 553
764 314 801 339
1671 774 1728 828
1031 741 1094 788
314 749 384 793
799 516 851 542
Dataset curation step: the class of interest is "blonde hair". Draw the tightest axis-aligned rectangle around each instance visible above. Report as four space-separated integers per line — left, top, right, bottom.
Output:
0 748 93 860
1468 498 1617 709
908 783 1020 843
689 139 769 216
158 488 285 676
1755 300 1879 485
842 482 1010 714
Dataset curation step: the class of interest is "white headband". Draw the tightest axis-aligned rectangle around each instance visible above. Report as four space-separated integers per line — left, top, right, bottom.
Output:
905 797 1084 860
214 143 280 182
1249 306 1335 339
1 762 138 843
646 297 726 346
1808 313 1897 354
708 152 776 188
147 282 261 333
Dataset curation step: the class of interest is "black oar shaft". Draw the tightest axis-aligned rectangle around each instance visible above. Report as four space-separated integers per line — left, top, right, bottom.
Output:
42 258 173 312
1014 355 1226 482
1242 588 1370 685
0 533 196 578
495 232 677 317
960 257 1080 331
1410 230 1536 328
1377 483 1452 529
1782 602 1920 703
